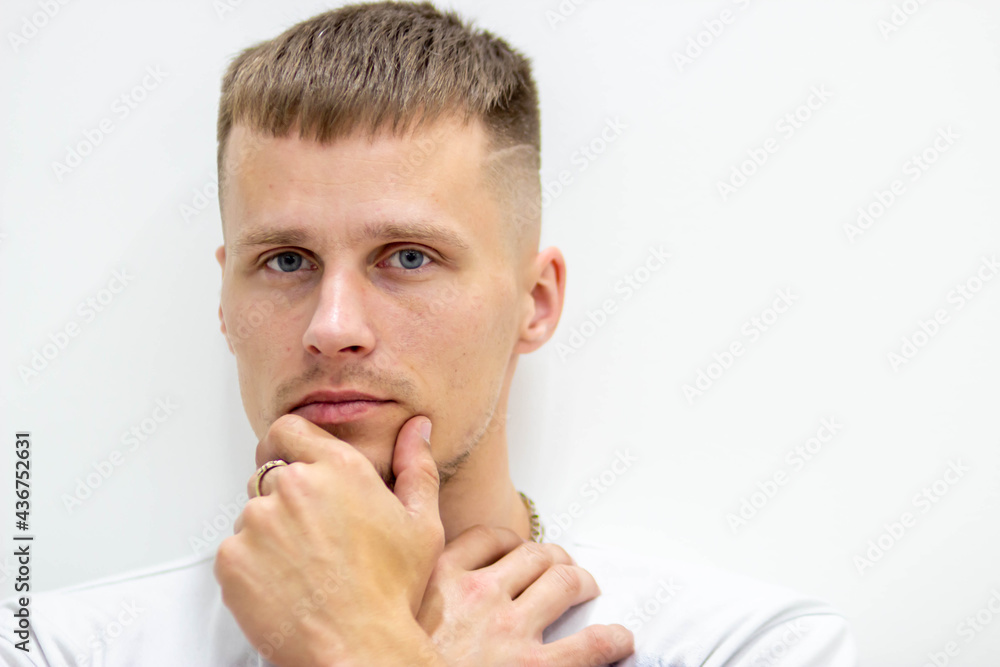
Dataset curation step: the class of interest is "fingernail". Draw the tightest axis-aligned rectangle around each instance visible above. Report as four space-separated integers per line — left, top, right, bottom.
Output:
419 419 432 445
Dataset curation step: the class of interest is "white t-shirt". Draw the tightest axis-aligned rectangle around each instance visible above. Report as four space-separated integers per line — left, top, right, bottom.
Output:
0 539 857 666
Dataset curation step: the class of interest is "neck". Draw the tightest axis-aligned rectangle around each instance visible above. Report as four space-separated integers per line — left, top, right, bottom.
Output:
436 422 533 544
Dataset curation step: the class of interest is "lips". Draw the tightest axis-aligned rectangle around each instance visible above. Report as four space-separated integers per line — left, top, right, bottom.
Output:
293 390 387 407
289 390 392 425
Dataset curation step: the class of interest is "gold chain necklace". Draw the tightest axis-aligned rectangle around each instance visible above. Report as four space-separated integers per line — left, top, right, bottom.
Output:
518 491 544 543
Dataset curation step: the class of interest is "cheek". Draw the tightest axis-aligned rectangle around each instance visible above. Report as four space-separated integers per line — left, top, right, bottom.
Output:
382 288 459 366
227 299 281 353
225 296 307 382
397 283 513 388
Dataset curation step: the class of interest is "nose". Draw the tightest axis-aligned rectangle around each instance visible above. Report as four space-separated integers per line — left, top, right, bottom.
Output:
301 266 377 358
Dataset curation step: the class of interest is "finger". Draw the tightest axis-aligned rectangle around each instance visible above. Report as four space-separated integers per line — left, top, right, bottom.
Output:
539 624 635 667
440 525 525 571
391 416 441 524
233 496 267 533
514 563 602 630
245 460 298 499
486 541 575 599
255 413 338 468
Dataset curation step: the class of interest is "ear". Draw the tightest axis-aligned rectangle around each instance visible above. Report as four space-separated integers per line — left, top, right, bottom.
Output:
515 246 566 354
215 245 235 355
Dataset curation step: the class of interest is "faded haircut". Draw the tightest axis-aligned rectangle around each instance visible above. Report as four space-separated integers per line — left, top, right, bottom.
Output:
216 1 542 252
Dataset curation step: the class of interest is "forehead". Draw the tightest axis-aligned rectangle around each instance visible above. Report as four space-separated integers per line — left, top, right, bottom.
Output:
220 116 500 249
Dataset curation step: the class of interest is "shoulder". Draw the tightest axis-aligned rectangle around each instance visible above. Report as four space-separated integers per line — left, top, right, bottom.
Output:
544 539 858 667
0 551 258 666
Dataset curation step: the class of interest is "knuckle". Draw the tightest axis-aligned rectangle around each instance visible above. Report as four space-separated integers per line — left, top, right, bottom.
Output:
213 537 241 579
492 526 521 542
253 441 268 468
256 415 299 461
269 412 300 434
401 455 440 494
419 457 441 487
335 447 369 475
518 540 553 566
273 461 309 495
438 532 479 570
610 624 635 653
492 606 520 636
583 625 619 663
458 570 500 602
239 497 272 528
545 543 572 563
549 563 582 595
468 523 500 544
465 523 497 540
434 547 458 572
460 524 505 554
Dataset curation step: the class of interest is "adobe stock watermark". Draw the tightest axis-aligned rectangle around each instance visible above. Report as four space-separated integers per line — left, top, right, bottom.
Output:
7 0 73 54
189 490 249 555
178 171 220 226
214 0 247 20
61 398 179 513
886 254 998 372
486 117 626 243
672 0 754 73
182 120 451 226
544 448 638 541
922 589 1000 667
726 417 843 534
189 123 311 228
555 245 670 362
71 599 145 666
878 0 934 40
0 555 15 587
227 282 462 342
537 116 628 214
193 123 279 226
222 280 461 401
544 0 593 30
683 288 797 404
52 65 169 182
748 618 809 667
622 578 682 634
843 126 959 244
854 459 969 575
17 267 135 385
717 85 832 202
252 566 350 662
224 287 297 345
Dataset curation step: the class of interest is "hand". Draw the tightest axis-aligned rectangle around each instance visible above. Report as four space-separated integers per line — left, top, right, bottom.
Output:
214 413 446 667
414 525 635 666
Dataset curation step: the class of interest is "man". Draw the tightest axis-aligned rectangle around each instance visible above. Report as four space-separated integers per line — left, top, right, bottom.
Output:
1 2 857 665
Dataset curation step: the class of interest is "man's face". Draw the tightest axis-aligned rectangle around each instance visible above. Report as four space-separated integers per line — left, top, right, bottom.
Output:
216 115 529 486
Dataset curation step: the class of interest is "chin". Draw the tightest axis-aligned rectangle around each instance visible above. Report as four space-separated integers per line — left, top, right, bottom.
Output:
314 422 394 470
310 419 391 448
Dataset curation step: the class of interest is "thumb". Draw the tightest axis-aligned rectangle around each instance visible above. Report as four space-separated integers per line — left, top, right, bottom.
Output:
391 415 441 522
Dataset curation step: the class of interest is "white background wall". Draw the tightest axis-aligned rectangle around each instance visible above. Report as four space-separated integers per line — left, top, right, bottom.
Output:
2 1 998 664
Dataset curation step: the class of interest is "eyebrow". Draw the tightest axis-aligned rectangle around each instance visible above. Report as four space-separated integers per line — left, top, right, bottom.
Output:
232 220 471 254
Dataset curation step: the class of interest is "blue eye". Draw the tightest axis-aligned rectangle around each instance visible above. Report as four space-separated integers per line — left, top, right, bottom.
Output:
266 252 305 273
388 249 431 270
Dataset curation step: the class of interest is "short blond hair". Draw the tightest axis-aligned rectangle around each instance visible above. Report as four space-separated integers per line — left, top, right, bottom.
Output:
216 1 542 247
